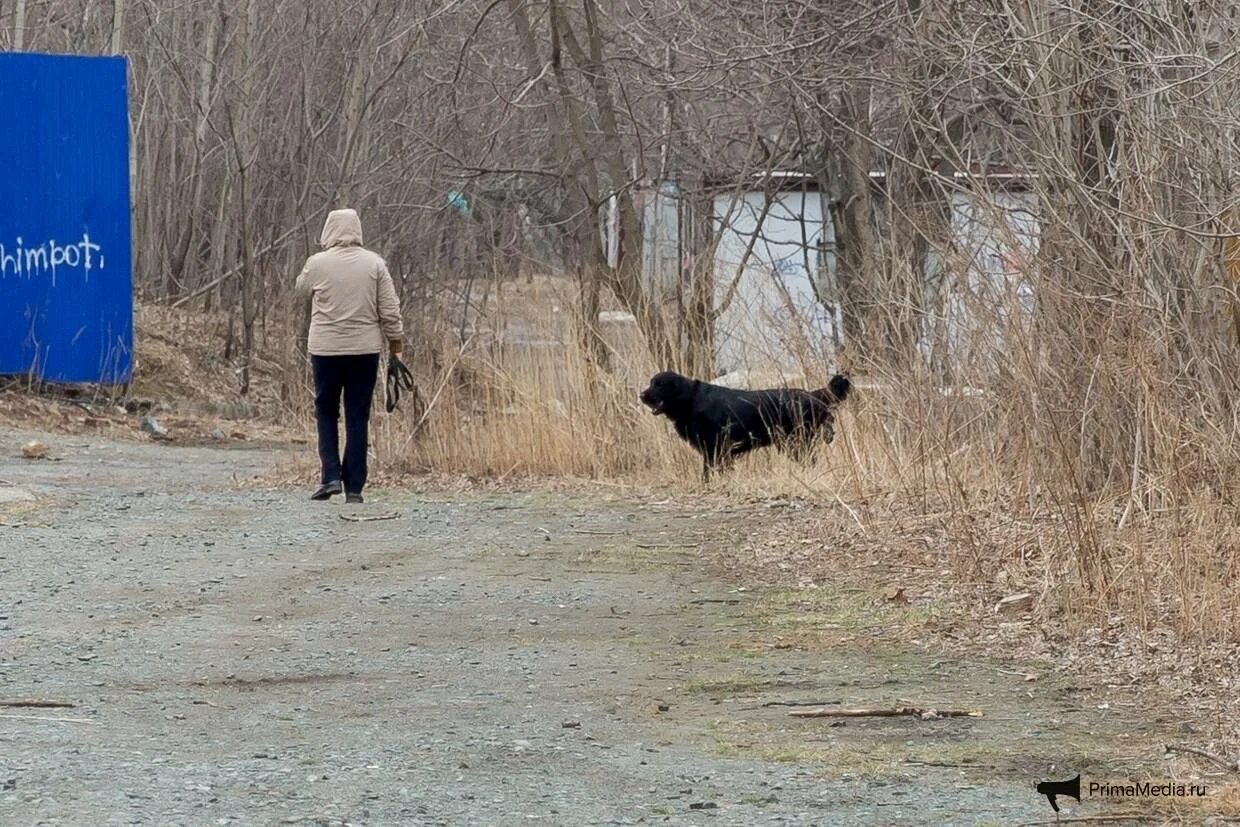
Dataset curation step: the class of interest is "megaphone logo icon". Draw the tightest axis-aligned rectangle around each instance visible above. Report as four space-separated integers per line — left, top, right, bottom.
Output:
1036 774 1081 813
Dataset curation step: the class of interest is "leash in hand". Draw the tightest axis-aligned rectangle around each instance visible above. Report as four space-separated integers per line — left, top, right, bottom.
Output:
385 354 423 417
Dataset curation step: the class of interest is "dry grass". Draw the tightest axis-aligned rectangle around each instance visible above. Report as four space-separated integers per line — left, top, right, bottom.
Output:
0 303 310 446
354 290 1240 756
374 332 685 482
359 275 1240 669
131 303 307 425
9 276 1237 688
1162 780 1240 822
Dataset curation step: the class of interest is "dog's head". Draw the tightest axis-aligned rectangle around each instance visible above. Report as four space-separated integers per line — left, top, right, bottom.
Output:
640 371 694 417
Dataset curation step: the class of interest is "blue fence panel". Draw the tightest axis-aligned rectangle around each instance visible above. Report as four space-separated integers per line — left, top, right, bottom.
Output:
0 52 132 385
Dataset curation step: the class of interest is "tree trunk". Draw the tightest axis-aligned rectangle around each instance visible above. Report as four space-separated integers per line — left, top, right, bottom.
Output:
234 0 259 395
824 90 878 352
682 192 715 377
170 0 224 292
109 0 124 54
13 0 27 50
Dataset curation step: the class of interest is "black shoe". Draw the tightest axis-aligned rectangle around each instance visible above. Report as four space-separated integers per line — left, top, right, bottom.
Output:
345 493 364 504
311 481 343 501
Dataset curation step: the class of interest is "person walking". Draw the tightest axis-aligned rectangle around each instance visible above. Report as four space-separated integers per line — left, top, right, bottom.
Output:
295 208 404 504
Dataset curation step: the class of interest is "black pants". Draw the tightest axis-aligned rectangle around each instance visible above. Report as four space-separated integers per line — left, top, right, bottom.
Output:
311 353 380 494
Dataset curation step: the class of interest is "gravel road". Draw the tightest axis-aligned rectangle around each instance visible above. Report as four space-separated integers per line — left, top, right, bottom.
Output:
0 430 1171 826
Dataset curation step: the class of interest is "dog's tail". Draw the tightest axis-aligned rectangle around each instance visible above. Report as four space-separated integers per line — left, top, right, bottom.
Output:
814 374 851 404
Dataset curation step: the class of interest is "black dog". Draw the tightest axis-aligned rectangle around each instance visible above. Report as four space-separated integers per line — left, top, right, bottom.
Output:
640 371 851 481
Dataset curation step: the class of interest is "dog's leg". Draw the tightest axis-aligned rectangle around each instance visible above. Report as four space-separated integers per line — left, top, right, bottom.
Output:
701 454 711 485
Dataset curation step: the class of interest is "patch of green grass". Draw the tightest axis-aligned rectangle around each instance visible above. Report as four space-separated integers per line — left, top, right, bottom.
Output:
722 643 767 659
713 738 905 777
576 544 692 571
712 730 1013 780
684 673 775 695
680 642 773 664
0 496 54 526
707 716 1027 779
754 584 937 637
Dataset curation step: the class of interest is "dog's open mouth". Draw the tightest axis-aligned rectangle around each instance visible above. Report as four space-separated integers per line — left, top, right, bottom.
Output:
640 393 664 415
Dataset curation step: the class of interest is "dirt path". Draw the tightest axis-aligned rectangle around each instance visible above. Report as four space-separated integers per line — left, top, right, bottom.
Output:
0 431 1187 825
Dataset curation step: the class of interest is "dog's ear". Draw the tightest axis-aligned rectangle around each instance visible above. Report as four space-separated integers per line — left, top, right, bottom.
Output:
664 373 696 402
648 371 681 393
646 371 694 412
825 374 851 403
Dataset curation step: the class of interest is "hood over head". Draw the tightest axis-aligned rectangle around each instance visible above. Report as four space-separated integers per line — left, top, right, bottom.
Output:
320 209 364 248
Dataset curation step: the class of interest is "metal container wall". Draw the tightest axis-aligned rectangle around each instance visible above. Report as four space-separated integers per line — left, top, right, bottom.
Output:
0 52 132 385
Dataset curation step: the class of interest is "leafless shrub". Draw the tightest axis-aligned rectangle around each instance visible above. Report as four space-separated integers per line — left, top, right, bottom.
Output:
7 0 1240 645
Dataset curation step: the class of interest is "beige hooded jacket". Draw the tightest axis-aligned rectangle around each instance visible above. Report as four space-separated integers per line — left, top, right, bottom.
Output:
295 209 404 356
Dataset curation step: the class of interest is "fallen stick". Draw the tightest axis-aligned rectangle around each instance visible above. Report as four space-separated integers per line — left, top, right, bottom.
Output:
635 542 700 550
0 713 95 724
339 512 399 523
1023 816 1153 825
1164 743 1240 773
789 706 983 720
0 699 76 708
761 699 842 708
